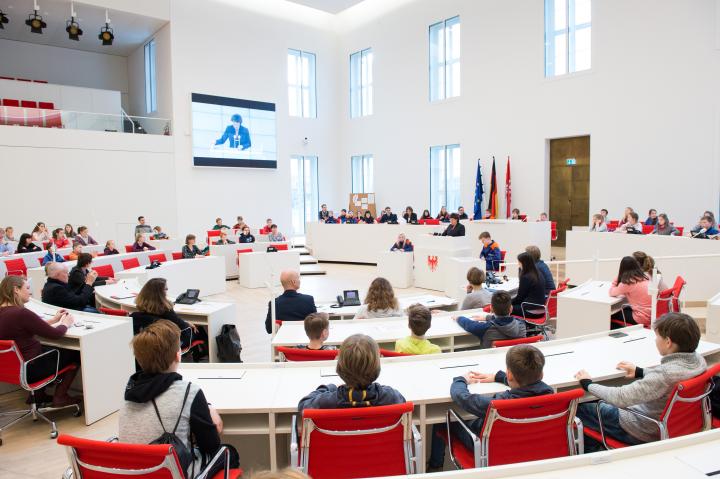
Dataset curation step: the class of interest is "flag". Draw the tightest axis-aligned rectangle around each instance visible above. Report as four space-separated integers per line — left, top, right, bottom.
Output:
505 156 511 219
488 156 498 218
473 159 484 220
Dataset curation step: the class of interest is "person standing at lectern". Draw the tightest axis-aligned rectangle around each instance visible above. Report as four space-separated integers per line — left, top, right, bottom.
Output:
213 114 251 150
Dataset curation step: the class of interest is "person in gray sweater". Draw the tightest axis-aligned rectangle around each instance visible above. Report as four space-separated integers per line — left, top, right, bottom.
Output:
460 267 492 310
574 313 706 451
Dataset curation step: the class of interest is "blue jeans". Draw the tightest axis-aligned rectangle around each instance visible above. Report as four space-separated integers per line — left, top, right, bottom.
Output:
428 421 477 468
83 306 99 313
577 402 642 452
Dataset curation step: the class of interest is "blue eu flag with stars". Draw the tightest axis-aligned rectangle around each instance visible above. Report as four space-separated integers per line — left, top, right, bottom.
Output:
473 159 484 220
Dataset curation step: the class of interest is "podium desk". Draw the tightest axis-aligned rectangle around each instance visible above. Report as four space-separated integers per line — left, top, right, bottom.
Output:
556 280 626 339
377 250 414 288
443 257 485 299
25 299 134 425
465 220 551 266
94 279 238 362
706 292 720 343
316 294 457 319
115 256 226 297
238 250 300 288
210 243 291 279
413 235 472 291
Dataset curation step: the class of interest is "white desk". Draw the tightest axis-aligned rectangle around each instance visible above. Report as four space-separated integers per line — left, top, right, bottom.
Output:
24 299 134 425
0 244 104 278
413 235 472 291
705 291 720 344
115 256 226 297
377 251 414 288
443 257 485 299
94 280 238 363
566 230 720 302
147 238 183 253
209 243 290 279
317 294 458 319
238 250 300 288
556 281 626 339
179 326 720 471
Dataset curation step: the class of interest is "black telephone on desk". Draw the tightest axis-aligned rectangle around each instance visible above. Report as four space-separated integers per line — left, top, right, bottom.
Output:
176 289 201 305
332 289 361 308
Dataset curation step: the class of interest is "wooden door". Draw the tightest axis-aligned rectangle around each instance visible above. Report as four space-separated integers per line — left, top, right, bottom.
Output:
549 136 590 246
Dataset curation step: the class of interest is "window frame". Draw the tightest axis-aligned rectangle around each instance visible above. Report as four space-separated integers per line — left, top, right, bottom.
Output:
144 39 157 114
350 48 374 118
290 155 319 235
287 48 317 118
429 15 461 102
429 144 461 215
545 0 592 77
351 154 374 193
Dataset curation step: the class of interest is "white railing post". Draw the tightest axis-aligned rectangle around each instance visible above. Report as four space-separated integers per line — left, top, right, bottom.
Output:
649 267 660 327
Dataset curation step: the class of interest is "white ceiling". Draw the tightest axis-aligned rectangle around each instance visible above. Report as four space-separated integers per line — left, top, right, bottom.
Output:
0 0 167 56
284 0 366 14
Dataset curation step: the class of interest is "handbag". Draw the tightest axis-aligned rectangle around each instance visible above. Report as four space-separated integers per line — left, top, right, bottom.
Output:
150 383 194 476
216 324 243 362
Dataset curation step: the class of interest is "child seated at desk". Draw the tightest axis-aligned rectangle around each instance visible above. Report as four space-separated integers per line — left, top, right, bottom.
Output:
104 240 119 256
453 291 526 349
297 334 405 414
152 225 169 240
574 312 706 451
395 304 441 355
296 312 336 351
479 232 502 272
215 231 235 245
609 256 651 328
428 344 552 470
461 267 492 310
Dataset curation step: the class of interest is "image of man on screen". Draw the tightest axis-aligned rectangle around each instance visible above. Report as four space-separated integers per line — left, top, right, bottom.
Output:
213 113 251 150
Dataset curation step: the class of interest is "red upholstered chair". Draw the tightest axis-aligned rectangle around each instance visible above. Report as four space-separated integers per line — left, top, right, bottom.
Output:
207 230 221 244
276 346 339 362
437 389 584 469
426 219 440 225
641 224 655 234
148 253 167 263
518 214 527 222
172 252 183 260
0 340 81 443
671 276 686 313
494 250 507 273
606 220 620 232
38 101 55 109
57 434 243 479
291 402 420 478
98 307 128 317
121 257 141 270
236 248 253 266
379 349 414 357
2 99 20 107
611 287 674 329
5 106 24 125
25 108 43 127
92 264 115 278
513 284 566 339
583 363 720 450
492 334 544 348
62 255 71 261
676 226 685 236
179 327 206 361
270 243 288 251
20 100 37 108
4 258 27 277
38 257 44 266
124 245 133 253
44 110 62 128
551 221 558 241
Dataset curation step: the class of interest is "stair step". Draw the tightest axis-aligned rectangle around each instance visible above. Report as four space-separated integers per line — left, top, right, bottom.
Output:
300 257 318 265
300 264 326 275
292 247 310 255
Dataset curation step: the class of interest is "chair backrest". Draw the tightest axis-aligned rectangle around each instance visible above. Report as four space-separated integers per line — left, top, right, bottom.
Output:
21 100 37 108
0 340 23 386
480 389 583 467
4 258 27 277
124 245 134 253
121 257 141 270
276 346 338 362
168 252 181 260
300 402 415 479
545 288 561 318
92 264 115 278
57 434 185 479
518 214 527 222
148 253 167 263
558 278 570 291
425 219 440 225
656 287 674 317
98 307 129 317
2 98 20 107
492 335 544 348
671 276 686 312
271 243 289 251
38 101 55 109
660 363 720 438
676 226 685 236
379 349 414 357
607 220 620 232
642 224 655 234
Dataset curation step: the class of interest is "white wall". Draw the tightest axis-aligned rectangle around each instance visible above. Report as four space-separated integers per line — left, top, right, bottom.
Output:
127 23 173 122
0 39 130 109
337 0 720 228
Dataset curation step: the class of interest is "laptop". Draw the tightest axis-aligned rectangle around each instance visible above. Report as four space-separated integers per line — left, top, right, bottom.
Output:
343 290 361 307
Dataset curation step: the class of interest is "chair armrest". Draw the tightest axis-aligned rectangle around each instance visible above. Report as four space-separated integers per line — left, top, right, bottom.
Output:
196 446 230 479
410 423 422 474
106 436 119 443
446 408 481 468
597 400 666 446
290 415 299 469
573 416 584 454
520 302 547 319
23 347 60 390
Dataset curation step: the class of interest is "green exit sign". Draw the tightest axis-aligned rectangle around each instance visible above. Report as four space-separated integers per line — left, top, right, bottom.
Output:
566 158 577 166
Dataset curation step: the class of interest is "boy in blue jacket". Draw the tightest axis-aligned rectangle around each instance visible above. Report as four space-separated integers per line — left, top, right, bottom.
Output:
479 232 502 271
454 291 526 348
428 345 552 469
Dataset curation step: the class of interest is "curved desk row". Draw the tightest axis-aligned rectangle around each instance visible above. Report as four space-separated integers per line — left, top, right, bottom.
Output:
0 244 105 278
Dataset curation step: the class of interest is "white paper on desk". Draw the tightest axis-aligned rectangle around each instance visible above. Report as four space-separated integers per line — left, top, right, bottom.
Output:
319 368 339 377
674 448 720 476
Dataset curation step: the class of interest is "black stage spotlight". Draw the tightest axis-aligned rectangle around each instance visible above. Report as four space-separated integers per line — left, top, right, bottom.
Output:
66 17 82 40
25 9 46 34
98 22 113 45
0 11 9 29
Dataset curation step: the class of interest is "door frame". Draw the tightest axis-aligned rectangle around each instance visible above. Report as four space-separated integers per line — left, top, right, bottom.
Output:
545 134 592 226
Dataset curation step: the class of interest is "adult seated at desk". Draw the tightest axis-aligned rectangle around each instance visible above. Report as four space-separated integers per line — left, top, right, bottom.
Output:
454 291 526 348
324 212 337 224
360 211 375 224
690 210 716 235
41 244 65 266
119 320 238 477
5 226 16 242
653 213 680 236
69 253 114 295
353 277 402 319
296 312 336 351
73 226 98 246
297 334 405 414
238 226 255 244
318 204 330 222
16 233 41 253
0 228 12 256
644 209 658 226
132 234 156 252
390 233 413 252
511 253 546 319
152 226 169 240
526 245 555 296
51 228 71 249
345 210 358 224
0 276 81 407
42 262 98 313
214 231 235 245
403 207 418 224
589 214 608 232
135 216 153 236
420 209 432 221
438 213 465 237
182 234 209 258
212 218 229 230
260 218 274 235
104 240 119 256
267 224 286 242
436 207 450 223
457 206 468 220
395 304 441 355
615 212 643 234
461 267 492 310
691 215 719 239
379 207 399 224
265 270 317 334
609 256 651 328
31 222 51 242
428 344 551 470
64 224 76 239
337 209 348 223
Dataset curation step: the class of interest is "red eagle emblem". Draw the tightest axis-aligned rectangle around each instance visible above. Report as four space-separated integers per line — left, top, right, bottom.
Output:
427 255 439 272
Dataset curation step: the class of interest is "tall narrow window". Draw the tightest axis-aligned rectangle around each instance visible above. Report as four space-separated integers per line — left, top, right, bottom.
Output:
545 0 591 77
288 49 317 118
290 155 319 235
351 154 374 193
429 16 460 102
350 48 373 118
430 144 461 215
144 39 157 114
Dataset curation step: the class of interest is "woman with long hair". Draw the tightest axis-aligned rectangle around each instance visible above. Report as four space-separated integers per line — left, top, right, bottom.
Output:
31 222 50 242
353 277 402 319
589 214 607 232
609 256 651 327
632 251 668 290
653 213 679 236
511 252 546 318
16 233 41 253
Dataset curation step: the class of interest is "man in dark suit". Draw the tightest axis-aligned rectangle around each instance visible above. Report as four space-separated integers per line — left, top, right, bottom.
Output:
265 270 317 334
214 113 251 150
440 213 466 237
42 262 98 312
457 206 469 220
379 207 399 224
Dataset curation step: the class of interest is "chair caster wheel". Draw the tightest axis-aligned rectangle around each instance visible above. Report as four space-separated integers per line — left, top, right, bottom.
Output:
50 431 58 439
73 408 82 417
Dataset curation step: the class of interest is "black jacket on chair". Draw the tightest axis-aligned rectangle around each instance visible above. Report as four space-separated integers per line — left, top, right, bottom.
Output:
41 278 95 310
265 290 317 334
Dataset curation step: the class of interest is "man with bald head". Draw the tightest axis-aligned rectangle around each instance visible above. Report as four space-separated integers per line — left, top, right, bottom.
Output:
42 262 99 312
265 270 317 334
